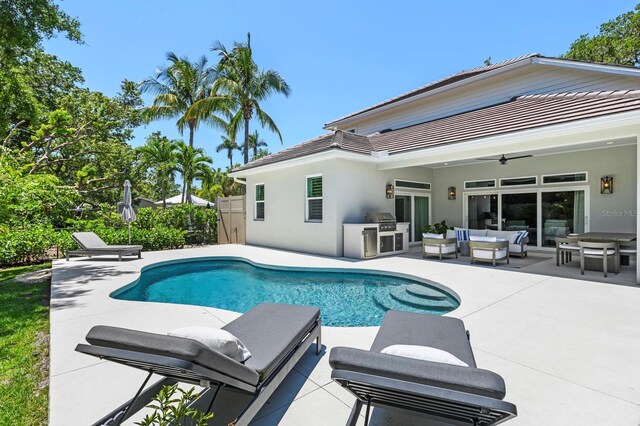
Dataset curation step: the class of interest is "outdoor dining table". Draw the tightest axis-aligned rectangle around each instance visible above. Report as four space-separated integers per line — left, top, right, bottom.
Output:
574 232 636 242
574 232 637 269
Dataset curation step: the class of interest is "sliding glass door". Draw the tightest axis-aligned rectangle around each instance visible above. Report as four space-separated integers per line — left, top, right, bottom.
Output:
465 187 587 248
395 194 430 242
467 194 498 230
541 190 586 247
501 192 538 246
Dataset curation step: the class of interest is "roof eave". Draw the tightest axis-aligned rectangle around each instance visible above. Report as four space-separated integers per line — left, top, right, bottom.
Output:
229 149 378 177
375 109 640 170
323 58 536 129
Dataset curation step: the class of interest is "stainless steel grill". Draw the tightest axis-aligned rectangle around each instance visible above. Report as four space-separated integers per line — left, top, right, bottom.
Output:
364 212 397 232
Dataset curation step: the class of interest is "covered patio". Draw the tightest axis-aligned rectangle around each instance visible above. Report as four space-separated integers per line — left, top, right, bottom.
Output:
374 92 640 284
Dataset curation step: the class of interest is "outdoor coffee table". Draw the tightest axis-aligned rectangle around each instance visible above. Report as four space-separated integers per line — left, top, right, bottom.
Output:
459 240 470 257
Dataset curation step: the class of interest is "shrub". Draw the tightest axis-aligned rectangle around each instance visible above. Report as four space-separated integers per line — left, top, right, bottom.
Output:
0 226 58 266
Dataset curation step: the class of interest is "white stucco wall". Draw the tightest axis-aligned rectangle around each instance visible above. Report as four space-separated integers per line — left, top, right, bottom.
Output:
430 145 637 234
245 159 339 257
244 158 432 257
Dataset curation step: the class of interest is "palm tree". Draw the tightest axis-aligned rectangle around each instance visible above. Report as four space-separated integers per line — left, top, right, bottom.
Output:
137 132 178 208
140 53 226 148
237 129 268 162
174 141 213 204
247 130 267 160
216 122 240 168
212 33 291 164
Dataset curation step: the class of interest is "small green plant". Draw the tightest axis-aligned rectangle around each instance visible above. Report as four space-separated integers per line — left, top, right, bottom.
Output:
423 220 452 236
136 384 213 426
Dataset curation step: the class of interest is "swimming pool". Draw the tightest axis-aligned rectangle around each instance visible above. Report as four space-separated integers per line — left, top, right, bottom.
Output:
113 258 459 326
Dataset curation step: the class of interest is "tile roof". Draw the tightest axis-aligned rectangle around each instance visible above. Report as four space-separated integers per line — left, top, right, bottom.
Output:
233 131 373 172
369 90 640 154
232 90 640 173
324 53 542 127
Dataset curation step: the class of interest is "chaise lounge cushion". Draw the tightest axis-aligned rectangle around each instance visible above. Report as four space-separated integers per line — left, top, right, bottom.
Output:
330 311 506 399
85 325 260 386
223 303 320 381
369 311 475 366
330 347 506 399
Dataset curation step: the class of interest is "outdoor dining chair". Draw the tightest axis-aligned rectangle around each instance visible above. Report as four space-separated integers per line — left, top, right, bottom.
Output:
555 237 579 266
578 240 618 278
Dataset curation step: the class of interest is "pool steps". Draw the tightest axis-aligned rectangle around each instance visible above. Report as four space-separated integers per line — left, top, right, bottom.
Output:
404 284 449 300
374 285 455 313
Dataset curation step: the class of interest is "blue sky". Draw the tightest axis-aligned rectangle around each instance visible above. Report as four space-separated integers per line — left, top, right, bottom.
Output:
44 0 638 169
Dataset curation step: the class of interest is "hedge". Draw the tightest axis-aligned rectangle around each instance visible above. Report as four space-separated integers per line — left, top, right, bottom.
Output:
0 205 217 267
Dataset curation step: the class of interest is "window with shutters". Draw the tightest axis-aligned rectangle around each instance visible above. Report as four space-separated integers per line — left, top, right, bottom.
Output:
306 175 323 222
255 184 265 220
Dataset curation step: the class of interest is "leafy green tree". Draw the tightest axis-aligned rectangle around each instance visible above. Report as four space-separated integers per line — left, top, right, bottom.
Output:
0 159 79 227
138 132 179 208
212 33 291 164
1 49 84 137
14 81 142 204
0 0 82 58
0 0 83 134
563 4 640 66
198 167 243 201
174 142 213 204
141 53 227 148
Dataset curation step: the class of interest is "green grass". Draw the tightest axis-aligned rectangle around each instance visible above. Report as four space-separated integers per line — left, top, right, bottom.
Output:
0 262 51 426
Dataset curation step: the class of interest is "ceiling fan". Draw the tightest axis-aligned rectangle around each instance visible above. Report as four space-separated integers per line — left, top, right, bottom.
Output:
475 154 533 165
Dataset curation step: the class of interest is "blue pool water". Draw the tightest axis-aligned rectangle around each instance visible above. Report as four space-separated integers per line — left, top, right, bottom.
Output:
114 259 459 326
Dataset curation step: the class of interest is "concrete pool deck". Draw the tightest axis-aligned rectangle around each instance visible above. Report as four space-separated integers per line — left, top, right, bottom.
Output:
50 245 640 425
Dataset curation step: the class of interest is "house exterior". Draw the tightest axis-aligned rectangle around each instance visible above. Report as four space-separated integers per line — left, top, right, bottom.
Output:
230 54 640 282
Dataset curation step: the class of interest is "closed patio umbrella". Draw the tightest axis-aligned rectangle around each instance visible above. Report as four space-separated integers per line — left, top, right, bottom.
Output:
121 180 136 244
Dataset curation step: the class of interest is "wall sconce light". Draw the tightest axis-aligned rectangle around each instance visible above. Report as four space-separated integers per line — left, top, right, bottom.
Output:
385 184 394 199
448 186 456 200
600 176 613 194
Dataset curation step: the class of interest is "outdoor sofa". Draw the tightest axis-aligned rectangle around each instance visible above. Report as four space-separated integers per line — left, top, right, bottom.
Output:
330 311 517 426
448 228 529 258
66 231 142 261
75 302 321 426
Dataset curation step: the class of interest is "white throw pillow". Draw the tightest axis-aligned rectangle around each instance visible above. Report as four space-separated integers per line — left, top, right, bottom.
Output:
381 344 468 367
423 232 444 239
469 236 497 242
168 326 251 362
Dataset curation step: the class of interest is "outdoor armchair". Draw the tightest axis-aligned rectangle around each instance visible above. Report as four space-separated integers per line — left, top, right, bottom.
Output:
470 240 510 266
422 237 458 260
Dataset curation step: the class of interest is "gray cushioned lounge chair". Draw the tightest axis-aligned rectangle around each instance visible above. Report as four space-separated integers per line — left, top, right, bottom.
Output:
66 232 142 261
75 303 321 426
330 311 516 425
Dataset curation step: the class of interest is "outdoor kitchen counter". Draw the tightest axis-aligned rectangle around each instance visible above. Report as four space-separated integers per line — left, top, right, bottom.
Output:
343 222 409 259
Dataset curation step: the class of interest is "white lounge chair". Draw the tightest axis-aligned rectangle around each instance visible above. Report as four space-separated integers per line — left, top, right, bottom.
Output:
66 232 142 261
